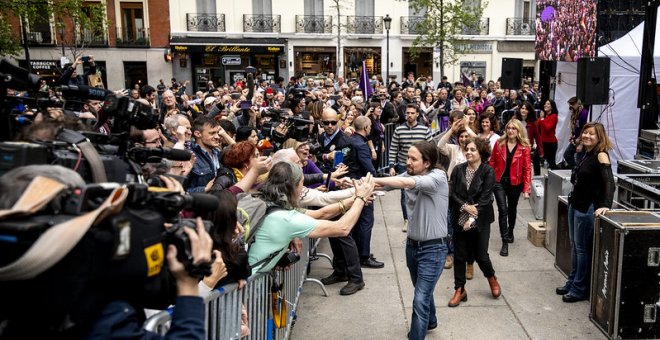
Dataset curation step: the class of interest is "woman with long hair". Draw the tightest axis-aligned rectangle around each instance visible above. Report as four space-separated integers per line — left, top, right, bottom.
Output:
249 162 375 295
488 119 532 257
464 107 479 133
556 122 615 303
476 107 500 150
448 137 501 307
516 101 544 175
420 91 436 127
538 99 559 169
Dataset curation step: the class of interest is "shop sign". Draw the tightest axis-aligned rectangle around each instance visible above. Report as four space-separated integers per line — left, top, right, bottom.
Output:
222 55 241 65
455 42 493 54
30 60 59 70
171 44 283 54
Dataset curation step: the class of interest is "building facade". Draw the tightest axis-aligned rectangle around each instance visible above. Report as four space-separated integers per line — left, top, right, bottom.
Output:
169 0 537 91
11 0 172 90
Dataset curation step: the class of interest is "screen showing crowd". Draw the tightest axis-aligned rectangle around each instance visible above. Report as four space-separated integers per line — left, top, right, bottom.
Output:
535 0 597 62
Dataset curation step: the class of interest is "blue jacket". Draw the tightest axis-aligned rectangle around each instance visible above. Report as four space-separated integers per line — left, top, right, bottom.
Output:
345 133 376 179
187 143 221 193
85 296 205 339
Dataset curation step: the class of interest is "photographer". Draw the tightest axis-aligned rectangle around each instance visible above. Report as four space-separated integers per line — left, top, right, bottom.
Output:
86 217 212 339
59 55 96 86
0 165 213 339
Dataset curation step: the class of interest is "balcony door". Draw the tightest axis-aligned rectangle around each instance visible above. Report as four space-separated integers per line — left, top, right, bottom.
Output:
120 2 145 41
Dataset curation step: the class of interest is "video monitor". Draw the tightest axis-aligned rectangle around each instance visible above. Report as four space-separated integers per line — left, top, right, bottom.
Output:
535 0 598 61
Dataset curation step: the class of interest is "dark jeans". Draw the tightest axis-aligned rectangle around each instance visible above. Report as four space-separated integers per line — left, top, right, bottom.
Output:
563 143 577 168
397 164 409 220
406 242 448 340
446 204 455 255
532 148 541 176
562 204 595 299
351 203 374 259
329 236 363 283
493 181 523 241
543 142 558 170
453 226 496 288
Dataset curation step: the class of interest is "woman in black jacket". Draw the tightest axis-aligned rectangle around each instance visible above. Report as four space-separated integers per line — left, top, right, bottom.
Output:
448 137 501 307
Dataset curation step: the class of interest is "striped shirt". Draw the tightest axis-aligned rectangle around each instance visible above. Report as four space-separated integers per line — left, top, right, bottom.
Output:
388 122 432 166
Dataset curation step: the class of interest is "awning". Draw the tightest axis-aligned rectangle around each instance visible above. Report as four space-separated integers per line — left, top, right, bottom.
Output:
170 37 287 54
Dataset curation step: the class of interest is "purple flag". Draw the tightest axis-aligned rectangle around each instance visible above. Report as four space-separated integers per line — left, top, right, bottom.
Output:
359 60 374 102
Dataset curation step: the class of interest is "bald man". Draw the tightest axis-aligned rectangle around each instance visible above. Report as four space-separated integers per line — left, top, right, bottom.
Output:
343 116 383 269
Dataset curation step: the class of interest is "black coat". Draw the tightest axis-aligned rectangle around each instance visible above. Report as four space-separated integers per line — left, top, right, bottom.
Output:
450 162 495 232
317 130 352 173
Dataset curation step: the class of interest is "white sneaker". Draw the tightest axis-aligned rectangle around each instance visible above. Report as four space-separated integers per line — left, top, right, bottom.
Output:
402 219 408 232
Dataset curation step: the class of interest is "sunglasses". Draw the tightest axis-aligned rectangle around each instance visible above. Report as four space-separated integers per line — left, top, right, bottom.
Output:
322 120 338 126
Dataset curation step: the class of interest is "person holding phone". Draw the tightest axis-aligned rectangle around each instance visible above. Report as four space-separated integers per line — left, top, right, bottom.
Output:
59 55 97 87
316 107 364 294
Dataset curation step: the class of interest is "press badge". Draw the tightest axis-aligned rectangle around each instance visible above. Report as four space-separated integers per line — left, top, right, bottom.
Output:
144 242 165 277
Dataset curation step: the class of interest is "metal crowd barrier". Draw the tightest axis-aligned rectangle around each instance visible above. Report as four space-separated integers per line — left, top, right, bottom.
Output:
144 238 316 339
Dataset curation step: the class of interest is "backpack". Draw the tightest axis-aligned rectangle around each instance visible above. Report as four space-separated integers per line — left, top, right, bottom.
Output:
236 193 290 272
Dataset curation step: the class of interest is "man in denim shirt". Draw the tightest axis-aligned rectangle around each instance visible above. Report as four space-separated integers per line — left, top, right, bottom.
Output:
187 116 222 193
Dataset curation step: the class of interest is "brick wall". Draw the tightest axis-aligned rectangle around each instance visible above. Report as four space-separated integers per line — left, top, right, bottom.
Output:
148 0 170 48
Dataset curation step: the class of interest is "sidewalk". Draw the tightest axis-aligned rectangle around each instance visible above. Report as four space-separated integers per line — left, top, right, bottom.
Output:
291 190 606 340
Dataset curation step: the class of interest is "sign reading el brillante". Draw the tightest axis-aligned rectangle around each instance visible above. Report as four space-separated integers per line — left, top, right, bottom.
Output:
171 45 283 54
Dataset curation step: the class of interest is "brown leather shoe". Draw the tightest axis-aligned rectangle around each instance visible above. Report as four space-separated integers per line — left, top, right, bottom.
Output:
487 276 501 298
466 263 474 280
444 255 454 269
447 288 467 307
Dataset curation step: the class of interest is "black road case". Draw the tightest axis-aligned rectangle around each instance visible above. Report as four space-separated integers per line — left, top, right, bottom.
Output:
590 211 660 339
617 160 660 175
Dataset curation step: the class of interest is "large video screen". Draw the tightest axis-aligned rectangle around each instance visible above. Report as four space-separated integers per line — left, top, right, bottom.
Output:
535 0 598 61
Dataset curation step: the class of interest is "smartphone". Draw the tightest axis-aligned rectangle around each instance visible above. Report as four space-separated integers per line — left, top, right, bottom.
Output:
329 95 341 101
262 148 273 157
240 100 252 110
230 93 241 100
81 56 90 63
333 151 344 168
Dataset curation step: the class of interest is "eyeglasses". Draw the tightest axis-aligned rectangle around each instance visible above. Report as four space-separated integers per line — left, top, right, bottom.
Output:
322 120 338 126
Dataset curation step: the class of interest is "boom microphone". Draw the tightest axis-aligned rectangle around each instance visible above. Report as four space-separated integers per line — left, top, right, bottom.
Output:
128 147 192 163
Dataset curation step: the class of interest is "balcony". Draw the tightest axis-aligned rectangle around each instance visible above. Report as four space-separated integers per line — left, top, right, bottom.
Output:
243 14 281 33
76 29 108 46
461 18 490 35
186 13 225 32
115 27 150 47
25 30 54 45
346 16 383 34
506 18 535 35
295 15 332 33
400 16 424 35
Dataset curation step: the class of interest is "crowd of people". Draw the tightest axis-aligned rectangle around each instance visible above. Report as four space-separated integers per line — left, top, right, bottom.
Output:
536 0 598 61
0 58 617 339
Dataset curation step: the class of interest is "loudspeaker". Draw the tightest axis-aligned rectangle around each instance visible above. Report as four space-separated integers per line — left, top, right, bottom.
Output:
576 57 610 105
501 58 523 89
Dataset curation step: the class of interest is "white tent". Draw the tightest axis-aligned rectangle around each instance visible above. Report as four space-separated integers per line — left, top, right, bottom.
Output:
554 10 660 170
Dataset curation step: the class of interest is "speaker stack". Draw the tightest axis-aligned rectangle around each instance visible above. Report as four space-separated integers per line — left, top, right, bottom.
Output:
576 57 610 105
501 58 523 90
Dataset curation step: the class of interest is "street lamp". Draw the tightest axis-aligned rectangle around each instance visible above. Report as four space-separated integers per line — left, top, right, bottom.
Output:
384 14 392 85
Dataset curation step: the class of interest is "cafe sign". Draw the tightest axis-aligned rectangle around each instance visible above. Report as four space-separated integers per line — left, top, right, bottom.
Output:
171 44 283 54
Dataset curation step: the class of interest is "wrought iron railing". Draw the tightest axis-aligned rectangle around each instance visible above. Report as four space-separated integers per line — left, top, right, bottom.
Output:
400 16 424 35
186 13 226 32
506 17 535 35
295 15 332 33
76 29 108 46
461 18 490 35
346 15 383 34
25 30 53 45
243 14 281 33
115 27 150 47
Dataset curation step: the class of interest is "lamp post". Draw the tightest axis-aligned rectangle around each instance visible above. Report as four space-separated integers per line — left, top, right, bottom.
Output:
384 14 392 85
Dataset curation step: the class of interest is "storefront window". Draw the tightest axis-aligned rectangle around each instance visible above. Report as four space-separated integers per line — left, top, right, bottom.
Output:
343 47 381 81
294 47 336 77
402 47 432 79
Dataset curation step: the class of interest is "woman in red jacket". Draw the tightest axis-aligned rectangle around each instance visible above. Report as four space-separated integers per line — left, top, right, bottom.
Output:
515 101 544 175
488 119 532 257
537 99 559 169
